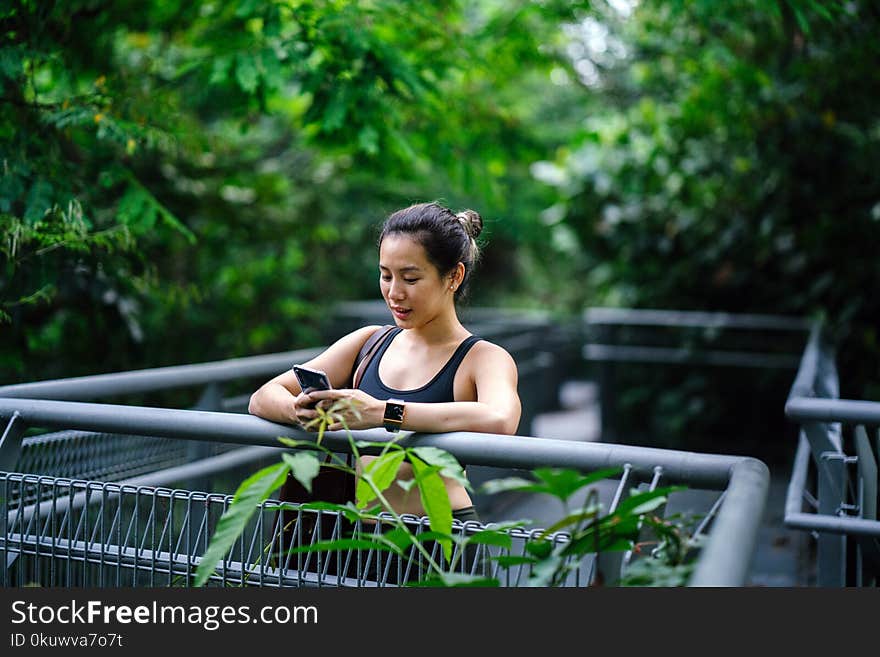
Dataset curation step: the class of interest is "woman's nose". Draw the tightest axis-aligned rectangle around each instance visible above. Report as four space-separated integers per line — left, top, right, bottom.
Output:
388 281 405 299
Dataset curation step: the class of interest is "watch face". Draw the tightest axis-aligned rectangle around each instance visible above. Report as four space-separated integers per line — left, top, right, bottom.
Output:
385 400 405 422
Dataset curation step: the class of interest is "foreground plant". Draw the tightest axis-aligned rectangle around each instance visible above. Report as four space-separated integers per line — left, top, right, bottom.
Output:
195 400 698 587
194 399 511 587
481 469 695 586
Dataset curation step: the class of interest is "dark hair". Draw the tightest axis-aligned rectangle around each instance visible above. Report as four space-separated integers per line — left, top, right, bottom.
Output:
379 202 483 301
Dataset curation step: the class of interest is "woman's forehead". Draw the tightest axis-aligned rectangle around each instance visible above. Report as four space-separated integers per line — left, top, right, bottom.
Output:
379 234 430 269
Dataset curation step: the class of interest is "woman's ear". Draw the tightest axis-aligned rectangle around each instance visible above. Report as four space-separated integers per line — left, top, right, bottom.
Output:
449 262 465 291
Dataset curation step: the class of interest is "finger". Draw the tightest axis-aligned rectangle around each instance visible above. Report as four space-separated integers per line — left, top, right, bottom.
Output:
295 395 316 410
308 390 342 402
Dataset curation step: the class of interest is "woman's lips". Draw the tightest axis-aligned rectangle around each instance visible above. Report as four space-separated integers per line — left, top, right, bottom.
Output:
391 307 411 319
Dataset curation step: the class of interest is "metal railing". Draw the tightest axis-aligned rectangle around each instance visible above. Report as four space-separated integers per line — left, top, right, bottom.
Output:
0 398 769 587
0 346 323 491
582 307 812 443
784 325 880 586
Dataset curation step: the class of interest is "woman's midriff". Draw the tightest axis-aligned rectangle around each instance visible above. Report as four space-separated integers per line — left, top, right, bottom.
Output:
356 455 473 517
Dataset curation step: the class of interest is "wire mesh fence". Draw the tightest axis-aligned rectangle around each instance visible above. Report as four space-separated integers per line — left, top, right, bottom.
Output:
3 471 666 588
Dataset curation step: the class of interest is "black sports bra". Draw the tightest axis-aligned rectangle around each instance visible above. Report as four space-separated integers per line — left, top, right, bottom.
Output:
356 328 482 402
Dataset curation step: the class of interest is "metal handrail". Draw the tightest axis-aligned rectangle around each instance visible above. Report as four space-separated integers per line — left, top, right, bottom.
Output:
786 436 880 538
0 348 323 401
0 397 769 586
582 307 810 369
785 398 880 425
783 321 880 585
584 307 813 331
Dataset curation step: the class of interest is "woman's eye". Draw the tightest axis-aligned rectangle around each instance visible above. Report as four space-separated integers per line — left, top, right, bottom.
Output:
380 275 418 284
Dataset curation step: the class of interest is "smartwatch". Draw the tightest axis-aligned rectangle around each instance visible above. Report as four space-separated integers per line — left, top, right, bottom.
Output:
383 398 406 432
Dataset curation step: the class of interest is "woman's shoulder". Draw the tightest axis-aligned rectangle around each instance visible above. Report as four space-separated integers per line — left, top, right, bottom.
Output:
460 338 519 388
466 337 516 366
352 324 390 339
325 325 391 354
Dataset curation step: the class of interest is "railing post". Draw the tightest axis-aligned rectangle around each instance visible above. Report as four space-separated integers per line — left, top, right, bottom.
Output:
0 412 26 472
854 425 879 586
815 448 847 586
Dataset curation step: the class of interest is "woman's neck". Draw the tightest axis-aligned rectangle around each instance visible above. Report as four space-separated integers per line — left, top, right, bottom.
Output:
405 307 468 345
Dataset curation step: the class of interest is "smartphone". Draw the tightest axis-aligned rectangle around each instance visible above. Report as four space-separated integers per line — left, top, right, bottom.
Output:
292 365 332 393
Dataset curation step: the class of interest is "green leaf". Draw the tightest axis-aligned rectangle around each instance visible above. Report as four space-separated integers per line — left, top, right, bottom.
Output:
378 527 417 552
562 516 641 557
259 48 284 92
620 559 695 587
416 573 499 587
356 450 405 508
537 508 602 538
615 486 683 515
396 479 417 492
235 54 260 94
527 554 566 587
235 0 261 18
156 205 196 244
524 539 553 559
627 495 669 516
410 457 452 561
354 440 394 449
480 476 540 495
481 468 623 500
531 467 624 502
462 529 512 549
410 530 453 543
281 451 321 494
298 501 367 523
357 125 379 155
321 86 350 132
277 437 321 450
194 461 289 586
493 555 537 568
24 180 54 224
0 48 22 81
209 55 232 85
409 446 471 490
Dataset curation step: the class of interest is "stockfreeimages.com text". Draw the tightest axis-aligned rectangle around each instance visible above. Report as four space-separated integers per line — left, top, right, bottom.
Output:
10 600 317 631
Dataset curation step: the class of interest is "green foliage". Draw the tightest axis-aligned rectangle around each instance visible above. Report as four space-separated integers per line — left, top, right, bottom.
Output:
510 0 880 450
535 0 880 394
2 0 588 383
195 399 470 584
479 468 693 587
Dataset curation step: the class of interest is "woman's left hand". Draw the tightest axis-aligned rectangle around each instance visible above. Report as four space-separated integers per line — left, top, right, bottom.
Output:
306 389 384 431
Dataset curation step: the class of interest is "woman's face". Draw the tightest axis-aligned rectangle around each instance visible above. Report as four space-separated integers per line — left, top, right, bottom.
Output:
379 234 455 328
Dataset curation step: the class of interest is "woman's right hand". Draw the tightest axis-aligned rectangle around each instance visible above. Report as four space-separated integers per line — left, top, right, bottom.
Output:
292 391 319 429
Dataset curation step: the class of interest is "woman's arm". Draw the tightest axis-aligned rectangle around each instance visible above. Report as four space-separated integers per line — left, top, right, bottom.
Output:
307 341 521 435
247 325 383 425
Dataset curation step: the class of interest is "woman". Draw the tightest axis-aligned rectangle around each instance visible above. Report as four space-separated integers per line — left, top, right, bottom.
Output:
248 201 521 524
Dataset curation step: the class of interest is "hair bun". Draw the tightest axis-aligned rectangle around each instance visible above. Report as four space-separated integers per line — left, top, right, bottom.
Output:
456 209 483 240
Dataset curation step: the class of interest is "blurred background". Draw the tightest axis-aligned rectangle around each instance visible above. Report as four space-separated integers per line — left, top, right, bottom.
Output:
2 0 879 460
